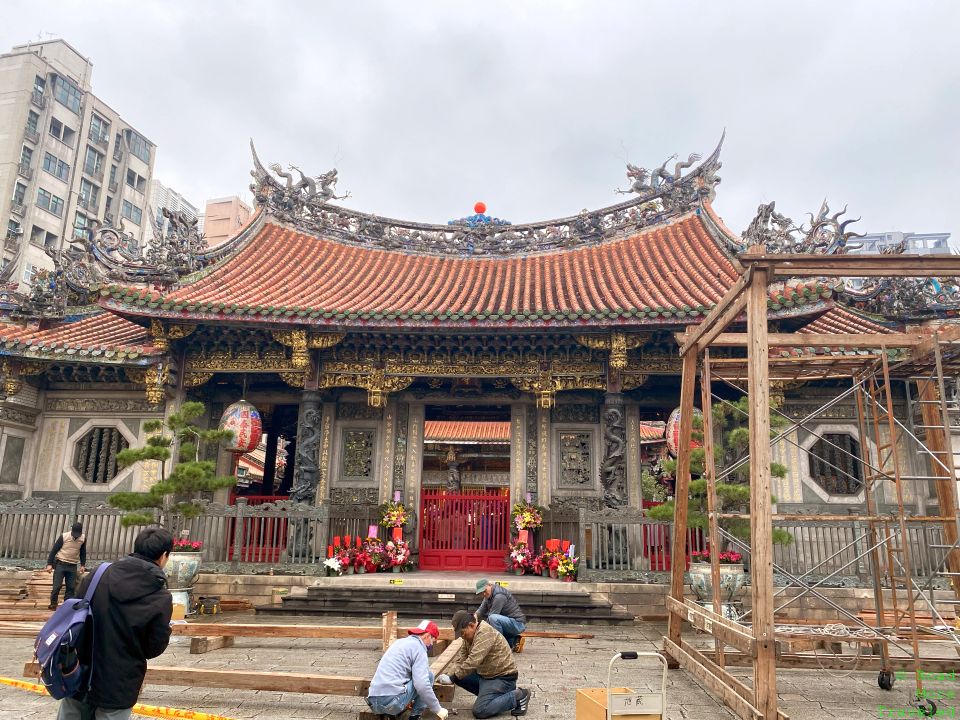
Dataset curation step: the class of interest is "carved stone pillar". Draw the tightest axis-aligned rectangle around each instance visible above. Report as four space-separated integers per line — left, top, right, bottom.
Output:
601 393 627 508
537 406 551 506
625 403 642 509
510 404 526 502
404 402 424 549
289 390 321 504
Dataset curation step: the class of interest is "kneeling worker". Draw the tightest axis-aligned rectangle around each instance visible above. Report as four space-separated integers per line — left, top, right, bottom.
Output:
367 619 449 719
437 610 531 718
475 578 527 652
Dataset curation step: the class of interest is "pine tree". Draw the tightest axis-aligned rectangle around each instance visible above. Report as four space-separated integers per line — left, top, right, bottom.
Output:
647 396 793 546
109 401 237 527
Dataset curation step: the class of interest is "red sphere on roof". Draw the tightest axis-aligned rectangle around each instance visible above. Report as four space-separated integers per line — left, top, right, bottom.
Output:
474 202 487 215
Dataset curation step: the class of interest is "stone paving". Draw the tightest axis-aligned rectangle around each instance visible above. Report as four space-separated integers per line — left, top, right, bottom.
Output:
0 614 951 719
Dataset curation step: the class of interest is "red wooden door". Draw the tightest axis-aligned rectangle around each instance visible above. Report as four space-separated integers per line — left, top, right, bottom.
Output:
418 489 509 571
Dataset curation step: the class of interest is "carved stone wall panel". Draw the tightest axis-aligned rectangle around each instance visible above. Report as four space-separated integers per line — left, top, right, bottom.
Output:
551 404 600 425
537 407 551 504
329 486 379 505
317 403 334 502
337 403 383 421
379 403 395 503
340 429 376 483
511 405 525 501
404 403 425 547
45 398 155 414
33 418 68 492
557 432 594 490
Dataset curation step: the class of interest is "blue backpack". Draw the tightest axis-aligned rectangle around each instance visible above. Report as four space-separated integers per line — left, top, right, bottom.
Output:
34 562 111 700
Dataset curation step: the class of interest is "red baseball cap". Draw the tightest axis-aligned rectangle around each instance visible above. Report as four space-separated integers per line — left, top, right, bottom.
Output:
408 620 440 639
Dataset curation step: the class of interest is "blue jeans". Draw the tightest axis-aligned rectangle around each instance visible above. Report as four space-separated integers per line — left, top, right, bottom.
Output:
486 614 526 646
454 672 518 718
366 670 434 717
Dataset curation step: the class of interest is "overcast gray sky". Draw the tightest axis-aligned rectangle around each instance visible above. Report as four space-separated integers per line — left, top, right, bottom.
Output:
5 1 959 237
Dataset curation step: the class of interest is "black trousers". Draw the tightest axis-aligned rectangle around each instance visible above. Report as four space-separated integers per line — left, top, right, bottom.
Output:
51 560 79 605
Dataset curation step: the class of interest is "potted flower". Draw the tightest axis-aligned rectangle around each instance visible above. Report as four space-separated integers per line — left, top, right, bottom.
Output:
354 549 372 574
379 500 409 542
532 550 546 578
166 538 204 591
557 554 579 582
365 538 386 573
506 539 533 575
688 548 747 607
546 551 561 579
384 539 411 572
511 500 544 532
323 557 342 576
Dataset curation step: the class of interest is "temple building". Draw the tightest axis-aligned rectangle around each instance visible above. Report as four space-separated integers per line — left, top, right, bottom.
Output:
0 135 954 568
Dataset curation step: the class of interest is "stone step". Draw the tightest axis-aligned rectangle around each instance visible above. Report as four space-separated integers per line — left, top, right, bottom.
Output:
283 596 629 618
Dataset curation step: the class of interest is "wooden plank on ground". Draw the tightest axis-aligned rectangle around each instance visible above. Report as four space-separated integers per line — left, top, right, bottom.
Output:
666 597 756 656
429 637 462 675
25 662 371 695
167 623 457 641
662 637 762 720
189 636 235 654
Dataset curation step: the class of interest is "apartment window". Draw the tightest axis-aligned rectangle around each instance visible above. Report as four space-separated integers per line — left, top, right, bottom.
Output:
121 199 142 226
6 220 21 239
13 183 27 205
36 188 64 217
26 110 39 134
83 147 104 176
29 226 45 247
19 146 33 166
53 76 82 113
49 118 76 147
125 169 146 194
22 264 36 284
105 196 113 214
89 114 109 142
33 76 45 95
79 179 100 208
808 433 864 496
127 131 151 163
74 213 89 240
42 152 70 182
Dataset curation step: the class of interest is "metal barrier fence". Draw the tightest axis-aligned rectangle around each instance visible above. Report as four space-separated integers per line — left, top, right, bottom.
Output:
0 499 948 581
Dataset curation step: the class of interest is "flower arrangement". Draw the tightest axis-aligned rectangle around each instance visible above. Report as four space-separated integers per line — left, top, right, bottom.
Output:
557 554 579 579
172 539 203 552
384 539 411 569
506 539 534 572
353 549 372 572
691 549 743 564
364 538 386 571
323 557 342 575
531 550 545 576
511 500 544 531
379 500 409 529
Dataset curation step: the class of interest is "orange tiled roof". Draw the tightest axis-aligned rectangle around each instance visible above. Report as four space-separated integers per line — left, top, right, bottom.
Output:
638 421 666 442
0 311 160 362
424 420 511 444
799 305 893 335
100 212 833 329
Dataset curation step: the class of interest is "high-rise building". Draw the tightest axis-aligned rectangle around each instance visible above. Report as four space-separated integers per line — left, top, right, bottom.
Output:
145 178 199 244
850 231 953 255
202 196 252 247
0 39 156 289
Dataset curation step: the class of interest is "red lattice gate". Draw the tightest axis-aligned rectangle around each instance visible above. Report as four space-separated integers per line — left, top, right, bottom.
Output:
419 490 510 571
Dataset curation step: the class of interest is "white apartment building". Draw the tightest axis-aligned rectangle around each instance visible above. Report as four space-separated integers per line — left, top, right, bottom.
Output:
0 39 156 289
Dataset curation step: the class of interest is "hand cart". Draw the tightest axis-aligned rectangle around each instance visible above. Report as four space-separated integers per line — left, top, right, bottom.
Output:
575 651 668 720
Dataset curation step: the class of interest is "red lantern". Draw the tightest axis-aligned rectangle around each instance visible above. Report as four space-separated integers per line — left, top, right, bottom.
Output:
474 201 487 214
665 407 704 457
219 400 263 454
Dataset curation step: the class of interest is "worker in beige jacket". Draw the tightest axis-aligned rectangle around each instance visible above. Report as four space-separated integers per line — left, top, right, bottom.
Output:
436 610 531 717
45 522 86 610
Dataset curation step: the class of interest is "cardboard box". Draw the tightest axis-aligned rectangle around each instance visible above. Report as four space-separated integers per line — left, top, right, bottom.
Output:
575 688 661 720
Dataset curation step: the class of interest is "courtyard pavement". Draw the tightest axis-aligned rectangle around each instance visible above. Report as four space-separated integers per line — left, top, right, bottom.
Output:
0 614 948 719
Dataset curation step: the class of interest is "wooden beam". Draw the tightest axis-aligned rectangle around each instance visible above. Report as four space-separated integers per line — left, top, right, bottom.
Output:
746 266 778 720
189 636 235 655
679 267 753 357
382 610 398 651
666 350 699 665
701 351 726 668
429 637 462 675
909 325 960 363
705 653 960 672
168 623 455 641
739 253 960 278
675 332 925 349
661 638 763 720
664 596 756 655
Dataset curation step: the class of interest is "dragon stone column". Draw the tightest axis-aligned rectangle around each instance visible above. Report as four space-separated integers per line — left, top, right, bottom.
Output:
288 390 322 559
601 392 627 508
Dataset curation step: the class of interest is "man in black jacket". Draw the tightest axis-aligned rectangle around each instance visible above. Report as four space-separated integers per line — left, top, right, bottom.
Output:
56 527 174 720
474 579 527 652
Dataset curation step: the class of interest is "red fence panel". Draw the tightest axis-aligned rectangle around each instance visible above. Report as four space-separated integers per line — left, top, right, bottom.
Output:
419 489 509 571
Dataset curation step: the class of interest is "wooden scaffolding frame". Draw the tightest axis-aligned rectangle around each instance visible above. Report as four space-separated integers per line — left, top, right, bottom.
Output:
663 251 960 720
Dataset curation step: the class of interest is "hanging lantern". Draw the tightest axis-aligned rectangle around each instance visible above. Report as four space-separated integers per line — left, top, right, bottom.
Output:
219 399 263 454
665 406 704 457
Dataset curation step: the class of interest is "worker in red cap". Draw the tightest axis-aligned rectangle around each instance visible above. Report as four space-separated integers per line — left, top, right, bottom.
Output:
367 619 449 719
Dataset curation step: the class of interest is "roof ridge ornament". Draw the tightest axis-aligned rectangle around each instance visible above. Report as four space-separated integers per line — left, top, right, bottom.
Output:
739 199 864 255
247 133 724 258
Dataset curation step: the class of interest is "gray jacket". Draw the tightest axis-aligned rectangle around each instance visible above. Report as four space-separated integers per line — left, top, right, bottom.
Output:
476 584 526 624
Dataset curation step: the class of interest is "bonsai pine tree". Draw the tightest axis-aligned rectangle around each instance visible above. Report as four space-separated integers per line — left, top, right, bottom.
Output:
109 401 237 527
647 397 792 546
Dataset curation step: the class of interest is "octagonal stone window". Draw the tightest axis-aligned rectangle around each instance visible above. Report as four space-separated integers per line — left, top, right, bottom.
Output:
808 433 864 496
73 427 130 484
